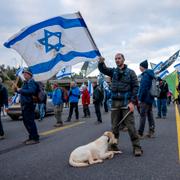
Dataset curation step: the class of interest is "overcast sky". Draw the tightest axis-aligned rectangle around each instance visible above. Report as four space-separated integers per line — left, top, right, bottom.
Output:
0 0 180 75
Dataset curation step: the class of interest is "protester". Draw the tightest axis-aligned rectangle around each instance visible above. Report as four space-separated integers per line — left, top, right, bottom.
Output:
98 54 143 156
37 82 47 121
62 87 69 108
81 85 91 118
66 81 80 122
167 91 172 105
156 77 169 119
92 82 103 123
0 77 8 140
15 68 39 145
104 88 111 112
138 60 155 138
52 83 64 127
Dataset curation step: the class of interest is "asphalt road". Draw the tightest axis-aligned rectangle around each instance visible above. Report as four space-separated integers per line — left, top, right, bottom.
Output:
0 104 180 180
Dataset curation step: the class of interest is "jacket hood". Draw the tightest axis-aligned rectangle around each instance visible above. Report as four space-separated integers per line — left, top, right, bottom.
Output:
143 69 154 78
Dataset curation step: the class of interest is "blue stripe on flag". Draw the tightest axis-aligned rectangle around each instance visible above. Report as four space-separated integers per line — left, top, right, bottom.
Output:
4 16 87 48
57 72 72 79
29 50 100 74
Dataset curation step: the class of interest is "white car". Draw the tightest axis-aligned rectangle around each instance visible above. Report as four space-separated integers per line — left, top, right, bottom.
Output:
7 98 54 120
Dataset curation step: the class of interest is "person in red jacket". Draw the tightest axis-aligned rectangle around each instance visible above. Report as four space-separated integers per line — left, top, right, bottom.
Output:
82 85 91 118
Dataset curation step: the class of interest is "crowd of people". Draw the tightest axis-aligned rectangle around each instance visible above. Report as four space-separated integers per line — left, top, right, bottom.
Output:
0 54 180 156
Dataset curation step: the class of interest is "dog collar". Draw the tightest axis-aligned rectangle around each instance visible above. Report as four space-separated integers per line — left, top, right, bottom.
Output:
103 135 110 143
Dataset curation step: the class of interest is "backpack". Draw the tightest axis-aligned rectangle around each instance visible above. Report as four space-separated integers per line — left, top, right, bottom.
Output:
33 82 47 103
52 88 63 105
149 78 160 97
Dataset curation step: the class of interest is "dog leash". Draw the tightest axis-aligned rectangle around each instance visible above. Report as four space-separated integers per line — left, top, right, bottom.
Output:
117 107 132 127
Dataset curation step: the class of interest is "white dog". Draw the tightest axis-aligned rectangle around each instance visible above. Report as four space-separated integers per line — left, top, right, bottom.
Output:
69 131 122 167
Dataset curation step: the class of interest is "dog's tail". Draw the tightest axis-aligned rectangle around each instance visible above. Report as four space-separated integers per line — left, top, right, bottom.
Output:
69 156 89 167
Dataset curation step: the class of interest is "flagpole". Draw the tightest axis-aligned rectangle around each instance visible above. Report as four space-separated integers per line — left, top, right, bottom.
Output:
77 12 101 56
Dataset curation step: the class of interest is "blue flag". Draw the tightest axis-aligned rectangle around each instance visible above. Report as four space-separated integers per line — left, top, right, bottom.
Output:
56 66 72 79
4 12 100 81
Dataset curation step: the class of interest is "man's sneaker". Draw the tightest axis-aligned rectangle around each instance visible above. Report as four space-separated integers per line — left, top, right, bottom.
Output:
25 139 39 145
110 144 120 151
137 133 144 139
65 119 71 122
54 123 63 127
162 116 166 119
133 148 143 156
0 135 5 140
146 131 155 138
156 116 161 119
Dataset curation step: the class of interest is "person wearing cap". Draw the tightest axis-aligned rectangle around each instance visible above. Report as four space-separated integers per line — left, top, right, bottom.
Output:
98 53 143 156
138 60 155 138
0 77 9 140
15 68 40 145
156 77 169 119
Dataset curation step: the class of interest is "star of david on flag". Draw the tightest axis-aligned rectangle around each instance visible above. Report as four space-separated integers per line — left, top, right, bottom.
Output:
38 30 64 53
4 12 101 81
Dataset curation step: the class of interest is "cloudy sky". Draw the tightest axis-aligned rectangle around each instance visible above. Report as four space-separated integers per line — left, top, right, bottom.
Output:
0 0 180 75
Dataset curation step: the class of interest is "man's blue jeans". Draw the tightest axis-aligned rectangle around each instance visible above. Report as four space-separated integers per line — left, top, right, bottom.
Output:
38 103 45 120
157 98 167 117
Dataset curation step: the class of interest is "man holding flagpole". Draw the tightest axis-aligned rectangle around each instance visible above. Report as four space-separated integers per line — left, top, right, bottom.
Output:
15 68 40 145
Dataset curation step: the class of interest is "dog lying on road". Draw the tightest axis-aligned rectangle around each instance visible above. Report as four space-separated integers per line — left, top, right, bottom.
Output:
69 131 122 167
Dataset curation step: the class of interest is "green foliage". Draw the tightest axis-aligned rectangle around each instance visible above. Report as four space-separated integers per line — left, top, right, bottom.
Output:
45 80 52 92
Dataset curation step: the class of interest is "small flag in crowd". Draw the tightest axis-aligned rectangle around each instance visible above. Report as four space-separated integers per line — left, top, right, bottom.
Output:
174 63 180 73
16 67 25 80
4 12 101 81
56 66 72 79
158 70 169 79
88 80 93 96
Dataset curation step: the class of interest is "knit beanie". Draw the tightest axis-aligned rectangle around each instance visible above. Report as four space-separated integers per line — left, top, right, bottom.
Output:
140 60 148 69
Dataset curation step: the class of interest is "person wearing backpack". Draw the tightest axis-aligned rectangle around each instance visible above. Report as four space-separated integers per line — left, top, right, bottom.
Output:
0 77 9 140
138 60 155 139
37 82 47 121
14 68 39 145
52 83 64 127
156 77 169 119
98 54 143 156
92 82 103 123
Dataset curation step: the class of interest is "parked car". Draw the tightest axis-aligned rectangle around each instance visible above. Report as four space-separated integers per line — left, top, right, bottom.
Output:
7 98 54 120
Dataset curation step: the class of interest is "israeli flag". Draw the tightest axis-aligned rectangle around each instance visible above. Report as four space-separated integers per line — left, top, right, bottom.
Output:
10 93 20 105
16 67 25 80
174 63 180 72
4 12 100 81
88 80 93 96
153 61 163 73
56 66 72 79
158 70 169 79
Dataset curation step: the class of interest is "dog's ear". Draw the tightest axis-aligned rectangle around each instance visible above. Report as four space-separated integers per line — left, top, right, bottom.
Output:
103 131 113 138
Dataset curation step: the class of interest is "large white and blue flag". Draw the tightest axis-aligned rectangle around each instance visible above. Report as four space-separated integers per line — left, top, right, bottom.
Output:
56 66 72 79
4 12 101 81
